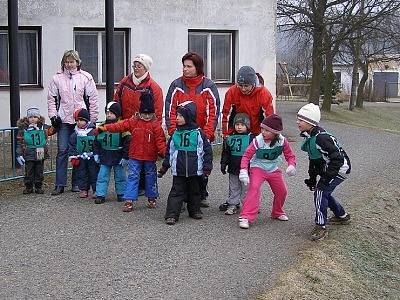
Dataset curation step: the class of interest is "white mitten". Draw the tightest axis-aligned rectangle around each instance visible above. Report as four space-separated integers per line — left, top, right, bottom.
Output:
93 155 100 163
16 156 25 166
239 169 250 186
286 165 296 177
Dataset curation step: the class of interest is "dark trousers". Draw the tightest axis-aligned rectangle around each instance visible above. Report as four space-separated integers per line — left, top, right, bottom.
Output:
75 158 99 192
165 176 202 220
198 175 209 200
24 160 44 189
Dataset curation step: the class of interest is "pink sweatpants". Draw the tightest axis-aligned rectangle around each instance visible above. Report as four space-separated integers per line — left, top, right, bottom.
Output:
240 167 288 223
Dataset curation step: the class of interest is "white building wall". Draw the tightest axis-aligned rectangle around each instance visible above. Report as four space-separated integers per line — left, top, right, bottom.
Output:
0 0 276 127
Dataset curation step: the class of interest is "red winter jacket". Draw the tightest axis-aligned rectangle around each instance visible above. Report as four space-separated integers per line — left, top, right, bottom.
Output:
104 117 166 161
222 85 274 136
113 73 163 121
165 75 220 141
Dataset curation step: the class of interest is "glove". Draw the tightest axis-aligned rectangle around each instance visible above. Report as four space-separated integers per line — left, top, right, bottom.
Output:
220 164 227 175
16 156 25 166
93 154 100 163
70 157 80 167
97 125 107 133
157 166 168 178
285 165 296 177
50 116 62 129
27 124 38 130
203 169 211 177
304 178 316 191
81 152 92 160
119 158 129 167
316 178 330 191
239 169 250 186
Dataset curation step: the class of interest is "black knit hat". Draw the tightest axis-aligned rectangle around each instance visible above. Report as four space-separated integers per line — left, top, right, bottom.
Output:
261 114 283 134
105 101 121 118
176 101 197 124
74 108 90 122
139 92 155 113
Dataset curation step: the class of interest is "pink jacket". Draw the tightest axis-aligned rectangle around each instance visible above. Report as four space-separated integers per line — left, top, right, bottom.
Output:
47 69 99 124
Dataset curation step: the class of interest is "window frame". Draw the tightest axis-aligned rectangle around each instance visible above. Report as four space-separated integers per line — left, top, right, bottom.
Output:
188 29 235 84
73 27 130 86
0 26 42 89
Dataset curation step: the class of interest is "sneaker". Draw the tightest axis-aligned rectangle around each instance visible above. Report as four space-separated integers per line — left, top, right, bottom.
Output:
225 205 238 215
200 198 210 208
79 190 88 198
328 214 351 225
122 201 133 212
219 202 229 211
276 215 289 221
117 195 124 202
147 199 157 209
71 185 80 192
310 225 328 241
35 188 44 194
95 196 105 204
239 217 249 229
23 188 33 194
189 212 203 220
51 186 64 196
165 217 176 225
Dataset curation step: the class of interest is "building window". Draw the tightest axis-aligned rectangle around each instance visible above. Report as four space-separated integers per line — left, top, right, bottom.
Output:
74 28 129 85
188 30 235 83
0 27 41 86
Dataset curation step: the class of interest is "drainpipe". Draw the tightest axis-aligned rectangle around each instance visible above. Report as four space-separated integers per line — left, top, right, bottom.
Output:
105 0 114 103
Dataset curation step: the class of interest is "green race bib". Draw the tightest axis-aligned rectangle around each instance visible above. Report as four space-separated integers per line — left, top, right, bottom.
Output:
77 135 95 154
24 130 46 148
256 146 283 160
227 135 250 156
97 132 120 150
172 129 198 151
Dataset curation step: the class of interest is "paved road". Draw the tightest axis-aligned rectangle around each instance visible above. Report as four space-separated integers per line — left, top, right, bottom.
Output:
1 102 399 299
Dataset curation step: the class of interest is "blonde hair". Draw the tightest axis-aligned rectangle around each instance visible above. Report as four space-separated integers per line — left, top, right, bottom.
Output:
61 50 81 70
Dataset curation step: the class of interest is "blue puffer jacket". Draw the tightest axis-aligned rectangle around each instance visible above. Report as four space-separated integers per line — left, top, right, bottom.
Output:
162 101 213 177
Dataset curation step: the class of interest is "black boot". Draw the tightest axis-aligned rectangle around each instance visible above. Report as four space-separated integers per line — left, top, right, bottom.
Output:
35 184 44 194
51 186 64 196
23 187 34 194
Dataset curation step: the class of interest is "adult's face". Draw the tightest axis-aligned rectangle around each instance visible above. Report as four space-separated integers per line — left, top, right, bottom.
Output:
183 59 197 78
64 56 78 71
237 83 254 95
133 62 147 78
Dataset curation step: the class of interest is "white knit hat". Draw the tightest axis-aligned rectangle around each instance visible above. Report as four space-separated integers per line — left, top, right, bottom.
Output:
133 54 153 71
297 103 321 126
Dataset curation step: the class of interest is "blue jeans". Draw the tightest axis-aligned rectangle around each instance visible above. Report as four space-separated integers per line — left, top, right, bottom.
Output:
314 176 346 226
55 123 75 187
124 159 158 200
96 164 127 197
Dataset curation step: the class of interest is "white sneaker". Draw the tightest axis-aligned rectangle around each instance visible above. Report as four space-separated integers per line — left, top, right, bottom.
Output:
277 215 289 221
225 205 238 215
239 217 249 229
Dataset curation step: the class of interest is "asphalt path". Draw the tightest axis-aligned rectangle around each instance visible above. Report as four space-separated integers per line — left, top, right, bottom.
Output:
1 102 399 299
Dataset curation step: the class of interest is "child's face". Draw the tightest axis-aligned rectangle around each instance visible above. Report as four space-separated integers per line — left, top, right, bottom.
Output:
77 119 87 128
176 113 186 126
106 111 117 121
297 118 314 132
139 112 154 121
234 122 247 134
28 116 39 125
261 127 276 141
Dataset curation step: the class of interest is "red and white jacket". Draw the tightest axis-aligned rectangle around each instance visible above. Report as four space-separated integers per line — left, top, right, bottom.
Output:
164 75 220 142
47 69 99 124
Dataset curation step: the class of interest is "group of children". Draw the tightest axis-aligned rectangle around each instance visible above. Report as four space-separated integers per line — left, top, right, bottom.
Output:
16 101 351 241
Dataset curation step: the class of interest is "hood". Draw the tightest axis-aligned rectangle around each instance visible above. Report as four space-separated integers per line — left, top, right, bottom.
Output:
17 116 46 129
176 101 197 130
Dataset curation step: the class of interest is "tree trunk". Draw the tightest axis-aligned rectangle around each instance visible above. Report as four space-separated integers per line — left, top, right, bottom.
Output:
309 28 324 105
349 61 359 111
321 33 333 112
356 62 368 108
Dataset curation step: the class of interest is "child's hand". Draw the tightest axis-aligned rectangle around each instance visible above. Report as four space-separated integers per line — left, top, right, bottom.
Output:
157 166 168 178
16 156 25 166
316 178 329 191
304 178 316 191
69 157 80 167
203 169 211 177
286 165 296 177
93 155 100 163
97 125 107 133
220 164 227 175
239 169 249 186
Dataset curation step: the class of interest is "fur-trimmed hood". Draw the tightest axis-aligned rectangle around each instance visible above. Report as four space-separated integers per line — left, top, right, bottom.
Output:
17 116 46 129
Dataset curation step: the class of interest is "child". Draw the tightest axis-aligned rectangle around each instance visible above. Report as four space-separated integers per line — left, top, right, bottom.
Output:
219 113 255 215
93 101 130 204
98 93 166 212
68 108 99 198
297 103 351 241
16 107 57 194
238 114 296 229
158 101 213 225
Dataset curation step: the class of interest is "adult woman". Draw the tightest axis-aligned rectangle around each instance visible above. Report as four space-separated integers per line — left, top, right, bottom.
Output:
222 66 274 137
47 50 99 195
165 52 220 207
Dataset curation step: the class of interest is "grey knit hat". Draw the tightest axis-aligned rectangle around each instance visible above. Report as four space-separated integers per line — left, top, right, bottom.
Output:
26 107 40 118
237 66 257 85
233 113 250 129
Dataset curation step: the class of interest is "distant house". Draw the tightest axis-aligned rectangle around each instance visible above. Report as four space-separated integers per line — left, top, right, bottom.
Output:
0 0 277 127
